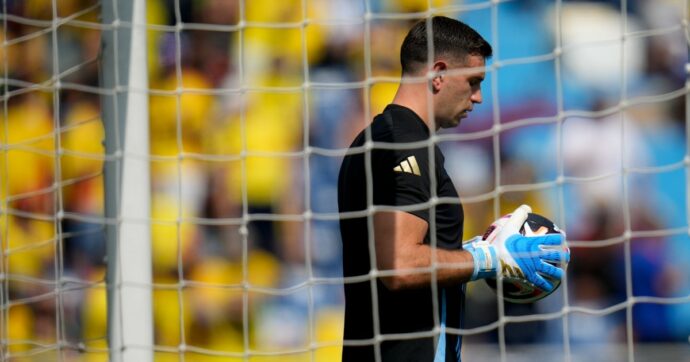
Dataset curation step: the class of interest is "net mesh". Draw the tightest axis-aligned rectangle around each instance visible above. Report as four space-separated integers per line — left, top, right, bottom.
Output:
1 0 689 361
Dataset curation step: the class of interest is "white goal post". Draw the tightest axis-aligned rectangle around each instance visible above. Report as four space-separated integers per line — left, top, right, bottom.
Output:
100 0 152 361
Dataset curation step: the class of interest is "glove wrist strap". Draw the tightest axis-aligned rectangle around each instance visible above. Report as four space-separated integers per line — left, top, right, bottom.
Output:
468 244 497 280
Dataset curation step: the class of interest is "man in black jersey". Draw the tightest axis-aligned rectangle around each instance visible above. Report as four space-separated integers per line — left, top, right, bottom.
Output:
337 16 569 362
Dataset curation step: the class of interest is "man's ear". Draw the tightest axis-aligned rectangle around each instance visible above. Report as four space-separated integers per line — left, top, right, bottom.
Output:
430 61 447 92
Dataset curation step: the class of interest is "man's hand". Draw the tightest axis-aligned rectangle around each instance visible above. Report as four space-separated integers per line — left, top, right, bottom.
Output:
465 205 570 291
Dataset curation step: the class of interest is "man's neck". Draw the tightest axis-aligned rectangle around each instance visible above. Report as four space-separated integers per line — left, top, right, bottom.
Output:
391 80 434 130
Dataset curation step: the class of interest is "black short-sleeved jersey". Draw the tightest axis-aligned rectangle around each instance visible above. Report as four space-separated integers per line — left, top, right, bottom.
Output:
338 104 465 362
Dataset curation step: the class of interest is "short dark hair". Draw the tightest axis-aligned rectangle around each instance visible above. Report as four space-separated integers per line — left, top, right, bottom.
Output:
400 16 492 74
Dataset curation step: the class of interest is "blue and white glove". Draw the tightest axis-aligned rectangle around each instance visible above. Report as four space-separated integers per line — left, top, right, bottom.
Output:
464 205 569 292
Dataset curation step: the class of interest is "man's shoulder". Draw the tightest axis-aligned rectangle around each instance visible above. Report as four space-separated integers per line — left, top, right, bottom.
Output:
345 104 430 150
370 104 430 143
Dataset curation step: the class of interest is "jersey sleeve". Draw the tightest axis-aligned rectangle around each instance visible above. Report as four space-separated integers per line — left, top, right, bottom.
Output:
372 146 433 222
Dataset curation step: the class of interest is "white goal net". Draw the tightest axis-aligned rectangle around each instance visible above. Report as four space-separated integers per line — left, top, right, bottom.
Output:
1 0 689 361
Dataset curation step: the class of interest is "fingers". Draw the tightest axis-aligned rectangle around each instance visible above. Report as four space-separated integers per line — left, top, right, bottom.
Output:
501 204 532 235
506 204 531 228
515 204 533 215
540 250 566 263
537 261 564 281
534 234 570 264
532 233 565 246
528 273 554 292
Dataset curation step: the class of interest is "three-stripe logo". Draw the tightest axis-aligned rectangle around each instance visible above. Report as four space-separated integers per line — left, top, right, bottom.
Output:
393 155 421 176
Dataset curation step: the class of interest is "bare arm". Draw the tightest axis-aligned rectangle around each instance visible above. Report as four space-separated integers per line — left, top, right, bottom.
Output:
374 210 475 291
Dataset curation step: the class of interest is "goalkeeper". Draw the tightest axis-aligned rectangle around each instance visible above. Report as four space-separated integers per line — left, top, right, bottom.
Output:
337 16 569 362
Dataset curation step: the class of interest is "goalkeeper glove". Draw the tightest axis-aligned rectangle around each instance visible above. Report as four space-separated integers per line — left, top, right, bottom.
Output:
464 205 569 292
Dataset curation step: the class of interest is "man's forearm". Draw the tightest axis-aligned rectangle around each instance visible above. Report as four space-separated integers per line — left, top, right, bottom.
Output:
373 211 475 290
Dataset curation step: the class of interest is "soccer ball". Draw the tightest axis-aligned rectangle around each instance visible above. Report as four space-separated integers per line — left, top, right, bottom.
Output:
481 212 568 304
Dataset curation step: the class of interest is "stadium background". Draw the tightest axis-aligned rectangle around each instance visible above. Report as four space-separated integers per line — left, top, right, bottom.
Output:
1 0 688 360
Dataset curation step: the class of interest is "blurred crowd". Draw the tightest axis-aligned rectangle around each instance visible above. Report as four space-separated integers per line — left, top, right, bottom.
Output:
1 0 688 360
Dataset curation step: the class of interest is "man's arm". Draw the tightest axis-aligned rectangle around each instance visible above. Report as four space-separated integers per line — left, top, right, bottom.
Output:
374 206 570 292
373 210 475 291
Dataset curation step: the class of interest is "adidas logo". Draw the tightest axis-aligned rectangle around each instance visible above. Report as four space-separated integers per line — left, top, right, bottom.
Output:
393 155 421 176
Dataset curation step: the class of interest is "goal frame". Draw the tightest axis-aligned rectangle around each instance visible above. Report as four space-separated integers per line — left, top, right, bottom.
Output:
99 0 152 361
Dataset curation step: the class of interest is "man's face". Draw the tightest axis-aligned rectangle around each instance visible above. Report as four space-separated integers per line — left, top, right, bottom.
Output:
434 54 486 129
